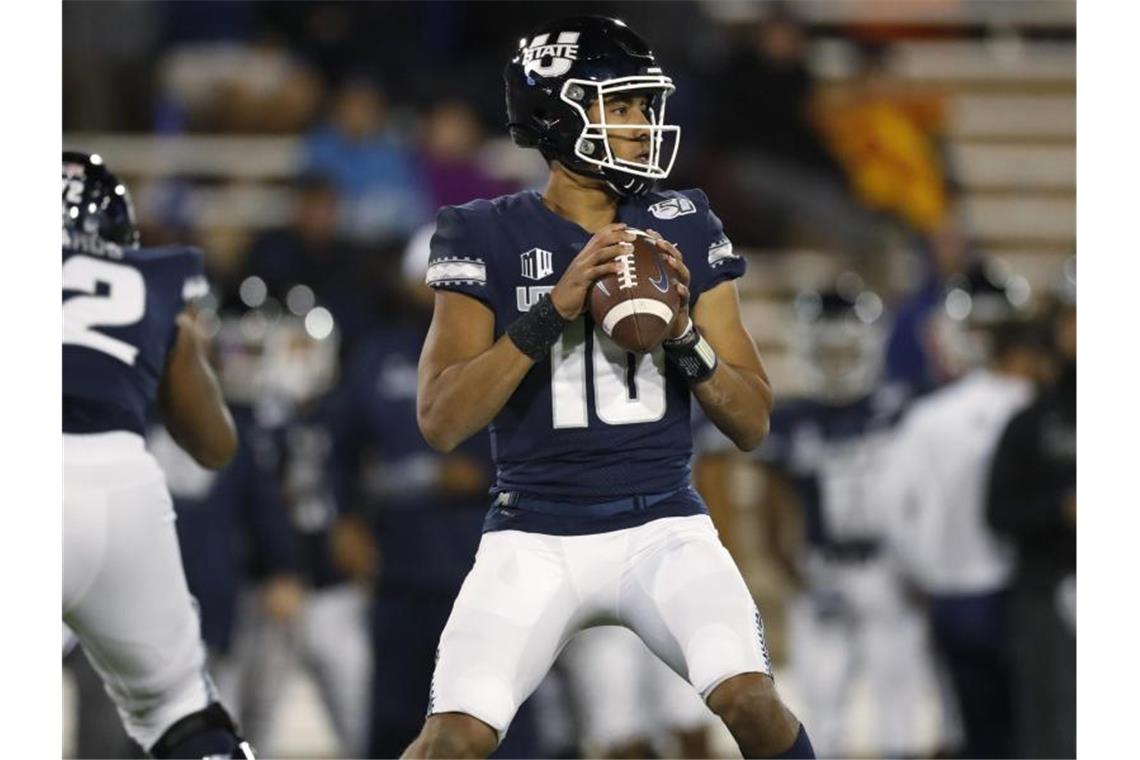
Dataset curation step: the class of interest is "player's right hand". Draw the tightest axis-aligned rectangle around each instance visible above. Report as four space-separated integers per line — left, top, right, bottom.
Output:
550 223 637 319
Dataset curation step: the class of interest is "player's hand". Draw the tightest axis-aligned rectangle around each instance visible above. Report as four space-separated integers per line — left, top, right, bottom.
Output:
550 223 637 320
646 228 691 339
262 575 306 624
440 453 490 497
331 515 379 583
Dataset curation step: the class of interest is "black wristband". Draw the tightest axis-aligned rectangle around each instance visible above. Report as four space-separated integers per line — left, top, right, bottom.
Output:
507 294 570 360
662 319 718 383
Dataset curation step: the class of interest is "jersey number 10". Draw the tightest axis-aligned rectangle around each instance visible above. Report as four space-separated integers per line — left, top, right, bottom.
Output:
551 318 666 427
63 255 146 365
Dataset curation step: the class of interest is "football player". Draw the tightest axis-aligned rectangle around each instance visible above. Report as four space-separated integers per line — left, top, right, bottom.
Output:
752 282 942 757
62 152 253 758
407 17 812 759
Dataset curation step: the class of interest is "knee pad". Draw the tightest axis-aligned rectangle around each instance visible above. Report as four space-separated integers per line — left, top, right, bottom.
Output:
149 702 254 759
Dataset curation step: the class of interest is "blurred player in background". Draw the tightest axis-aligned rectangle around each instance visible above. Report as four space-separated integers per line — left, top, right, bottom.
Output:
559 624 716 758
211 295 372 758
986 258 1076 759
881 260 1051 759
753 280 941 758
62 152 252 758
333 233 539 758
408 16 811 759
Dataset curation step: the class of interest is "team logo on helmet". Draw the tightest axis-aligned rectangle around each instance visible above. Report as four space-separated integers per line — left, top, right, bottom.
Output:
522 31 580 78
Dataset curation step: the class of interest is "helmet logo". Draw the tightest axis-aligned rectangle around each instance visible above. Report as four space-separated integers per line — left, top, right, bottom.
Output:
522 31 580 78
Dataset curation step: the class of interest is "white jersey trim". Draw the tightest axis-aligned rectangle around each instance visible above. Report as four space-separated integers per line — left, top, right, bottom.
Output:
426 257 487 287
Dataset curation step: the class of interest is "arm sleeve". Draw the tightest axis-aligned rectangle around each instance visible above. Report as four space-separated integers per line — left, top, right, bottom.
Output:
986 408 1072 536
425 206 492 309
681 189 746 306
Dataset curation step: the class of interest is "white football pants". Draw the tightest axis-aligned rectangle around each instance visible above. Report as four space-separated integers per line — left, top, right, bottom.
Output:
63 432 217 751
429 514 772 737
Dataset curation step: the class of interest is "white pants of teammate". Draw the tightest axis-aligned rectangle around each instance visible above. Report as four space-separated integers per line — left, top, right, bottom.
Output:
429 514 771 738
788 554 940 757
63 432 217 751
561 625 716 753
215 584 372 757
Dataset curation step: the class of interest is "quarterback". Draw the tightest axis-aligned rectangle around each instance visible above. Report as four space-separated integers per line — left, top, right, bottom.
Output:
408 16 814 759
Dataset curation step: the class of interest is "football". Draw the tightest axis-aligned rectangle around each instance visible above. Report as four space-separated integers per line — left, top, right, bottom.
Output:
589 229 681 353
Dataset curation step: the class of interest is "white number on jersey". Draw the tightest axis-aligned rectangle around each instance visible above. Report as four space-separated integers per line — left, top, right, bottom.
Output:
551 317 667 428
63 255 147 365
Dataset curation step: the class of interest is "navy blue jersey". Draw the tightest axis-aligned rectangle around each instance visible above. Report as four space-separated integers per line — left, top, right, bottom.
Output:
334 325 491 594
63 243 208 435
426 189 745 519
757 384 911 552
272 396 348 590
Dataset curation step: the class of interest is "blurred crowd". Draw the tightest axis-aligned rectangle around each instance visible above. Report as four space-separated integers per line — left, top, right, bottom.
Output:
63 1 1074 758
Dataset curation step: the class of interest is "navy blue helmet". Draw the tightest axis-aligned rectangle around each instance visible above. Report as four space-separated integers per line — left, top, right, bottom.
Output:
62 151 139 248
504 16 679 197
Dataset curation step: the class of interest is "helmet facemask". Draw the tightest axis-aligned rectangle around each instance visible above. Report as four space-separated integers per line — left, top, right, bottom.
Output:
559 76 680 195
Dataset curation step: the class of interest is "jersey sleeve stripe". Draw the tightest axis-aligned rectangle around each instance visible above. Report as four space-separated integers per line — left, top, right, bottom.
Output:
426 258 487 287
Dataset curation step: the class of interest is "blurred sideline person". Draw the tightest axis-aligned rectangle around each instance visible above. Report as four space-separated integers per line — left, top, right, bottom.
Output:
986 258 1076 759
334 232 539 758
62 152 252 758
215 294 373 758
406 16 811 759
881 260 1050 759
752 282 942 758
560 625 717 758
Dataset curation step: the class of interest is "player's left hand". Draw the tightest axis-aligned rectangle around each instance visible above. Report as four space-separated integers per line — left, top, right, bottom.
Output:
646 228 691 339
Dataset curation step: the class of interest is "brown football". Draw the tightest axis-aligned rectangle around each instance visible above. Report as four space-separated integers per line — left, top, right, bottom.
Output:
589 229 681 353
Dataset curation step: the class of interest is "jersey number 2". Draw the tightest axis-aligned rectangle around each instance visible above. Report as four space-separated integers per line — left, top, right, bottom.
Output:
551 318 666 427
63 256 146 365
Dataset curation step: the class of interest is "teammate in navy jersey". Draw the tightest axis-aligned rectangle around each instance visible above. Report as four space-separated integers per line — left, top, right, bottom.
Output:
406 17 812 759
62 152 253 758
752 284 944 757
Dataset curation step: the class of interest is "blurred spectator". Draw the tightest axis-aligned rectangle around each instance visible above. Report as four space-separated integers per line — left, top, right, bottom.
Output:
880 262 1052 759
704 4 881 252
237 174 378 349
332 231 539 758
986 261 1076 759
418 99 518 209
156 32 321 133
303 78 433 242
816 42 951 236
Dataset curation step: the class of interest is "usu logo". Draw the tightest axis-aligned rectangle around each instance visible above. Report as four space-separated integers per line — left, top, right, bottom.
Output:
520 247 554 281
521 31 580 78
